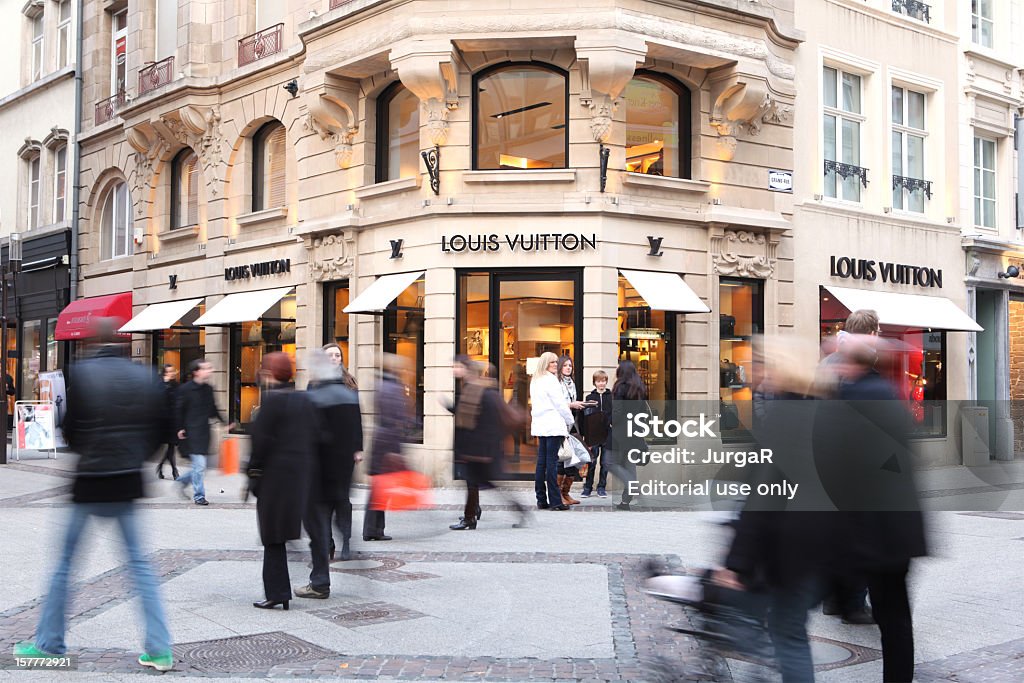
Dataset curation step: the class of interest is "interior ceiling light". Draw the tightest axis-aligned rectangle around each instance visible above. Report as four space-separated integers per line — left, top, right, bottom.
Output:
492 101 552 118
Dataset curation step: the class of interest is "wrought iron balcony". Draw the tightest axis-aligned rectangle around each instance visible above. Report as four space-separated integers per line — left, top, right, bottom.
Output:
892 0 930 23
138 56 175 96
94 90 126 126
892 175 933 200
824 160 869 188
238 23 284 67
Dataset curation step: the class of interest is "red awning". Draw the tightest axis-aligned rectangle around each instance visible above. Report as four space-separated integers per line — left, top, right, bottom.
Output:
54 293 133 341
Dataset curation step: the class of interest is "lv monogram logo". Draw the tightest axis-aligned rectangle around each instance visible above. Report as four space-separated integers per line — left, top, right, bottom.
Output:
169 274 178 289
390 239 404 259
647 236 664 257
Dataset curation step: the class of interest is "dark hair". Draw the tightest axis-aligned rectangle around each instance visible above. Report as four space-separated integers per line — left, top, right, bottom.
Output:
261 352 293 383
188 358 210 375
162 364 176 373
613 360 647 400
557 355 573 378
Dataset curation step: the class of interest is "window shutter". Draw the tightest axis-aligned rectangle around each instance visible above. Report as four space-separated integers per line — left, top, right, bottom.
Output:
266 125 287 208
186 154 199 226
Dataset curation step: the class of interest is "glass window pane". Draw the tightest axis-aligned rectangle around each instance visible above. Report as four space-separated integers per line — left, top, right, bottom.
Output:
983 139 996 170
384 278 425 442
907 135 924 178
842 72 861 114
385 86 420 181
20 321 41 401
908 91 925 129
892 87 903 124
983 198 995 227
719 278 763 441
624 77 679 178
983 169 995 199
114 183 128 256
476 66 567 170
842 119 860 165
892 132 903 209
823 114 837 197
823 67 837 108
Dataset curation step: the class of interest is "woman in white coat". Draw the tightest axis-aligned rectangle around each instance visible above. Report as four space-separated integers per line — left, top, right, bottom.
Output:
530 351 584 510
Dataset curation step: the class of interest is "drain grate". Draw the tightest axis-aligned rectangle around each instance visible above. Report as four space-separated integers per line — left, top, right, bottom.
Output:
309 601 428 628
174 631 336 672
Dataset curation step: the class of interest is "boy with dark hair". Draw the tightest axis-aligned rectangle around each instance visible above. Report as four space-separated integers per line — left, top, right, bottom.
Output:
581 370 612 498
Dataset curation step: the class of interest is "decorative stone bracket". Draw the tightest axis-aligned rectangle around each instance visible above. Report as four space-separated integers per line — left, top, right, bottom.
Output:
303 79 360 169
575 32 648 142
390 39 459 147
711 229 778 279
308 232 354 282
709 67 792 160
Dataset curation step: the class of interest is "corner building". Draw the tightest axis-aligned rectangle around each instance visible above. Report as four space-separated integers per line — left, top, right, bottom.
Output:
75 0 799 481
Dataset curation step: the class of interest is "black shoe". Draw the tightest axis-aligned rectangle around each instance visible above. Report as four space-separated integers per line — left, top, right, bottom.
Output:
363 535 393 541
171 470 180 480
449 517 477 531
156 467 165 480
339 541 352 561
329 542 336 561
842 608 875 625
476 505 483 520
537 502 550 510
194 498 209 506
822 599 841 616
253 599 289 610
549 504 570 511
615 502 631 511
294 584 329 599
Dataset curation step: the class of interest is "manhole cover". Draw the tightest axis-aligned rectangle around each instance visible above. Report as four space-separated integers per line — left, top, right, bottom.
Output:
174 631 335 672
308 601 428 628
338 609 392 621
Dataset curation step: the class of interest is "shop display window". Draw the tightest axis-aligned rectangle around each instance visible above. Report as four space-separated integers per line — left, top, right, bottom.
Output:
154 304 205 381
623 74 690 179
5 323 16 415
229 294 296 430
617 275 675 401
384 277 425 443
20 321 41 401
719 279 763 440
323 280 351 363
820 291 946 438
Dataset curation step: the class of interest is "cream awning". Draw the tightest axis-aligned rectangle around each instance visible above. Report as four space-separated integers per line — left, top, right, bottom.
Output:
194 287 294 326
619 269 711 313
119 298 204 333
824 285 982 332
343 271 424 313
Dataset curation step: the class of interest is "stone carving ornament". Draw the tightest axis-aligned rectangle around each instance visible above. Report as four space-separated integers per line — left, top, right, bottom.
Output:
161 106 225 194
309 233 354 281
712 230 776 278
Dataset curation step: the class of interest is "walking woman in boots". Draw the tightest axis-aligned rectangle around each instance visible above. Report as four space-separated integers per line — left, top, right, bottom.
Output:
449 359 529 530
555 355 586 506
530 352 581 511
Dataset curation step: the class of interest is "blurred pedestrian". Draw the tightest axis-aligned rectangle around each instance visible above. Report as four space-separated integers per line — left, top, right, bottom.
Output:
247 353 318 610
449 359 529 530
13 318 173 672
311 342 361 561
530 351 575 511
580 369 612 498
818 334 927 683
555 355 587 505
296 350 364 600
175 359 232 506
363 353 413 541
608 360 647 510
155 364 180 480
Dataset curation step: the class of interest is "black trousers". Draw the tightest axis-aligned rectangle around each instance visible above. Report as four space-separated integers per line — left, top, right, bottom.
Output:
157 442 178 474
867 562 914 683
363 509 386 539
262 543 291 602
304 504 332 591
584 445 609 491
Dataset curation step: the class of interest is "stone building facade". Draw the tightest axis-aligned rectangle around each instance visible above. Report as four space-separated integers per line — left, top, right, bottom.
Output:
73 0 800 480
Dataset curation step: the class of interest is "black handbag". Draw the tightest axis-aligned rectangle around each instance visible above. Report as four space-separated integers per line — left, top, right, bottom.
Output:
719 401 740 430
720 314 736 338
720 359 738 388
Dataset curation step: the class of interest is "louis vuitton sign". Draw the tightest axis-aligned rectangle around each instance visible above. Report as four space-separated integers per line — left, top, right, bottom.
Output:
225 259 291 281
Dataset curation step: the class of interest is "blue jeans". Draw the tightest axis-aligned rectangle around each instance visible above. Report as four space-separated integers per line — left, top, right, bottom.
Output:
535 436 564 507
35 502 171 656
766 577 824 683
176 454 206 501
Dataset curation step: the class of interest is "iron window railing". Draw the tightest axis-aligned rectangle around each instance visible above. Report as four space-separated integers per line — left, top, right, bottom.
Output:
138 56 175 96
94 91 126 126
892 175 933 200
238 24 284 67
824 160 870 188
892 0 930 23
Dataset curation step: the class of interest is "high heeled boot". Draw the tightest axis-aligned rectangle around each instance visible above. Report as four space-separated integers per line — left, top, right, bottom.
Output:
560 475 580 505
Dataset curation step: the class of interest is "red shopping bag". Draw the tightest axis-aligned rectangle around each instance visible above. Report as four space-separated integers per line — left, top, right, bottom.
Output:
220 438 239 475
369 470 433 511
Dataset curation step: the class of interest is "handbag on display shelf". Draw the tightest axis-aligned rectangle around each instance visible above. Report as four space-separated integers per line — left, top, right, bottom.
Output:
720 359 739 388
719 314 736 338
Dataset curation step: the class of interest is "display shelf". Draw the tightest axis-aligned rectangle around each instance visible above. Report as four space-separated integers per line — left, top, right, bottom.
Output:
720 336 752 342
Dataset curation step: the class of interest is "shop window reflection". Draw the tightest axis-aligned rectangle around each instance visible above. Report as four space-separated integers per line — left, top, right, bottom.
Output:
377 84 420 183
623 74 690 179
719 278 763 441
384 278 425 443
155 304 205 382
230 294 296 430
617 275 675 402
21 321 41 400
323 280 350 363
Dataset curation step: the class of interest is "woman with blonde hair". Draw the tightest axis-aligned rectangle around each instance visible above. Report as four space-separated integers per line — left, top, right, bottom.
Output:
530 351 576 510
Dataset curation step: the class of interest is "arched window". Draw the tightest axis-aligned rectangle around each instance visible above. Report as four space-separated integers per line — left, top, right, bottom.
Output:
376 83 420 183
474 64 567 170
170 148 199 229
54 145 67 223
100 181 132 259
253 121 286 211
623 74 691 179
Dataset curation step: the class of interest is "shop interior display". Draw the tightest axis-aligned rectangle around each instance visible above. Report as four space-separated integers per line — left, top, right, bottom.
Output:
719 280 761 438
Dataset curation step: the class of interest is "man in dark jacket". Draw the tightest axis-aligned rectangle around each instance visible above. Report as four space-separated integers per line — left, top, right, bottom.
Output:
296 352 364 598
175 358 230 506
13 319 174 672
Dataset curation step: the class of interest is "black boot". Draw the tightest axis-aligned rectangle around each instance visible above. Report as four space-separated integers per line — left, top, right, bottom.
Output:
449 517 477 530
339 539 351 561
156 465 165 479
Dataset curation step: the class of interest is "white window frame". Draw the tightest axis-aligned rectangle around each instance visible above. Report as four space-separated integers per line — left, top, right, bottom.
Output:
53 145 67 223
972 0 994 48
823 65 866 203
973 136 996 229
28 156 41 228
102 181 133 259
111 9 128 95
56 0 71 69
30 11 45 81
891 86 928 214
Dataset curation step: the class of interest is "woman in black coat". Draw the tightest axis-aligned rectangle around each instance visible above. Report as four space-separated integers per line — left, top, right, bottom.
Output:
362 354 413 542
155 364 180 480
246 353 318 610
448 360 528 530
608 360 646 510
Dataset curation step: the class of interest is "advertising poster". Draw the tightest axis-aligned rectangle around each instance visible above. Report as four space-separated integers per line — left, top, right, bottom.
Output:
15 403 56 451
39 371 68 448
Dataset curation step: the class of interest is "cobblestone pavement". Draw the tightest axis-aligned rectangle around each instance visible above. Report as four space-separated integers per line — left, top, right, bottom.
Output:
1 456 1023 681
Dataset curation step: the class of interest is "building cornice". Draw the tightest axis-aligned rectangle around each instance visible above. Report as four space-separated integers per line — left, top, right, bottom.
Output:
826 0 959 45
0 66 76 114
